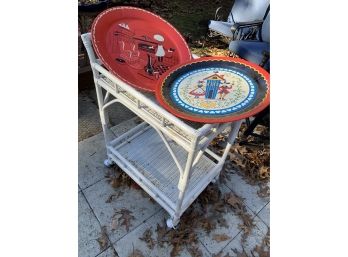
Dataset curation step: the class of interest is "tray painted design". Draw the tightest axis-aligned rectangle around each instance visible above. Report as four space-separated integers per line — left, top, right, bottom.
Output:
156 57 270 123
91 6 192 92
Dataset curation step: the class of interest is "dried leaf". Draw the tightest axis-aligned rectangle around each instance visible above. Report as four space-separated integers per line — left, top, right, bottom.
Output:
106 194 116 203
224 192 245 213
259 166 270 179
226 123 270 185
106 171 133 189
105 191 124 203
114 208 135 232
253 245 270 257
139 228 155 250
187 245 203 257
96 226 109 251
250 229 270 257
155 222 168 247
170 244 183 257
257 185 270 198
212 234 231 242
200 216 216 234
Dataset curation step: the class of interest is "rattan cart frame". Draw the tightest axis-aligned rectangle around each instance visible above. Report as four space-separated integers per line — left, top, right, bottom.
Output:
81 33 242 228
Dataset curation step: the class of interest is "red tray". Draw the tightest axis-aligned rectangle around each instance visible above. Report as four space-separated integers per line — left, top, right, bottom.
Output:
155 57 270 123
91 7 192 92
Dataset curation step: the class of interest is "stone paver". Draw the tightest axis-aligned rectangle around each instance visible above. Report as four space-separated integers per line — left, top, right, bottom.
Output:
79 92 103 141
114 210 211 257
223 170 269 215
78 117 141 190
79 90 137 142
79 192 105 257
217 215 269 257
84 89 136 127
83 178 162 244
257 202 270 228
78 132 110 190
197 183 254 255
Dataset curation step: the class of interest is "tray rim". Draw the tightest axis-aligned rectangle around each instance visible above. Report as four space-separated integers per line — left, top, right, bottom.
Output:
91 6 192 92
155 57 270 123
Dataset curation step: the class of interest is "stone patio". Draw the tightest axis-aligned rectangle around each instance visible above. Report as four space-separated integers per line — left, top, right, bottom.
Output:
78 114 270 257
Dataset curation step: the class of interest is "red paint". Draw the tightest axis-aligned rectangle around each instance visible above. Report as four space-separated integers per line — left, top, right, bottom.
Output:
91 6 192 92
155 57 270 124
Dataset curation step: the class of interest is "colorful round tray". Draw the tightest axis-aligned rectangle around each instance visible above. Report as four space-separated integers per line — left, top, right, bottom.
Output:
155 57 270 123
91 7 192 92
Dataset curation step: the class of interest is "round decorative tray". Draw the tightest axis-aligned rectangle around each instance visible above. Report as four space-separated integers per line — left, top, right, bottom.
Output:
155 57 270 123
91 6 192 92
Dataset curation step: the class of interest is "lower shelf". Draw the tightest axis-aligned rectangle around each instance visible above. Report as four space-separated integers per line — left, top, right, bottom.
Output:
107 125 220 217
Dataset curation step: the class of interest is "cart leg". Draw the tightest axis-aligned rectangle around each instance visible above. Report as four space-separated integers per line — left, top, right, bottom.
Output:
215 120 243 179
169 139 198 228
222 120 243 162
95 83 114 164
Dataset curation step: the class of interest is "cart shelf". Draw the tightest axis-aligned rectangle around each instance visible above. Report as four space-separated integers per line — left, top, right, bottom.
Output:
107 123 219 217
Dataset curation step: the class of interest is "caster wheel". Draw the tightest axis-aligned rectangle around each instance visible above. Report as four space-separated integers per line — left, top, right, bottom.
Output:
104 159 115 168
211 176 219 184
166 219 176 229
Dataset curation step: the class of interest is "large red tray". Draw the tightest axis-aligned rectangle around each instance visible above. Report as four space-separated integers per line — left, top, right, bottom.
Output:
91 7 192 92
155 57 270 124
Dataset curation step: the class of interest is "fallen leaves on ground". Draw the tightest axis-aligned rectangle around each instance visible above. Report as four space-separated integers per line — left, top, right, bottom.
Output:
106 168 133 188
105 191 124 203
231 229 270 257
155 222 167 248
212 123 270 186
251 229 270 257
257 184 270 198
224 192 245 211
224 192 255 243
232 248 249 257
153 205 203 257
112 208 135 232
239 214 254 243
166 210 200 256
96 226 109 251
228 144 270 184
139 228 155 250
187 245 203 257
105 165 144 191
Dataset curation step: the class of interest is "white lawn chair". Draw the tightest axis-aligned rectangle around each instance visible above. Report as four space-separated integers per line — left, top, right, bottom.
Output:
208 0 270 41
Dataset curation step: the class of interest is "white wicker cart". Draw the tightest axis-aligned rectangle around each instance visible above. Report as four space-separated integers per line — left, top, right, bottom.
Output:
81 33 242 228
